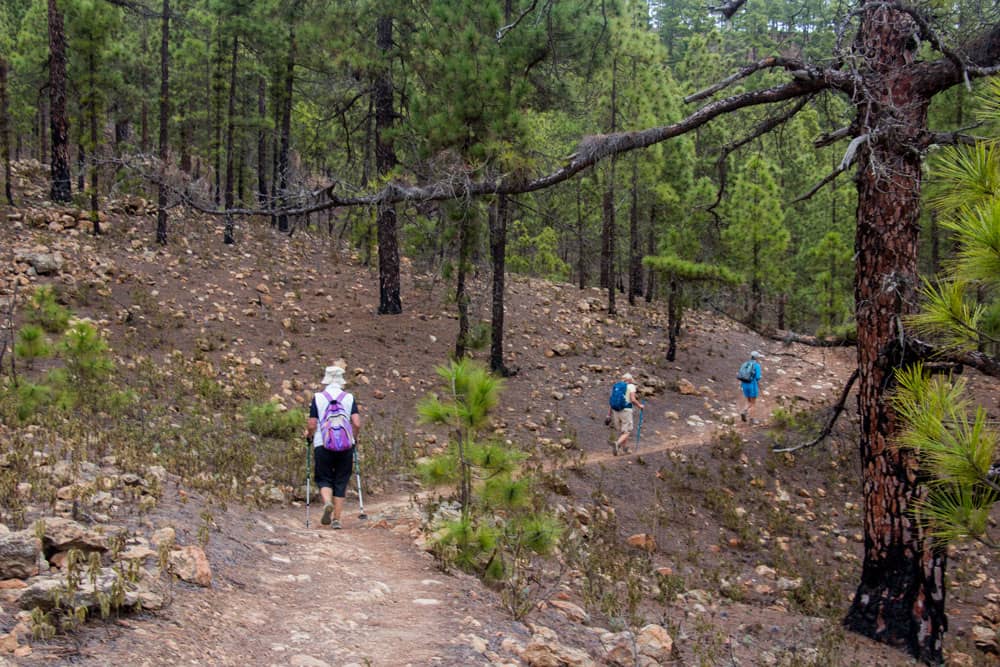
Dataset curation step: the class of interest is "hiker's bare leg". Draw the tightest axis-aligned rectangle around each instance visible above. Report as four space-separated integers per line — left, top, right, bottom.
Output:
320 486 333 505
333 496 344 522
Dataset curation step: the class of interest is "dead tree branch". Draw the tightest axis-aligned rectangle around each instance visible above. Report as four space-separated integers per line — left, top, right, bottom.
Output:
815 126 852 148
705 96 814 215
684 57 814 103
709 0 747 21
496 0 542 42
773 369 859 453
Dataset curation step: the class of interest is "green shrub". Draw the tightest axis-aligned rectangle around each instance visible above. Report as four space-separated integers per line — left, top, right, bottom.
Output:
14 325 52 367
244 400 304 439
27 286 71 334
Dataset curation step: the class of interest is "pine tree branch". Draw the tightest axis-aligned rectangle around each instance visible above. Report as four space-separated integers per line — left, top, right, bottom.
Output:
906 337 1000 379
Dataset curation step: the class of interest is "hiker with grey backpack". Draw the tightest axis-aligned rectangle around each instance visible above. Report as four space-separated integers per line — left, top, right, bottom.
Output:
305 364 362 529
737 351 764 425
605 372 643 455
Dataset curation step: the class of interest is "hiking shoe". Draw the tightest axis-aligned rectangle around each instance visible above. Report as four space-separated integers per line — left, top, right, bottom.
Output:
331 519 342 530
321 503 333 526
740 411 747 422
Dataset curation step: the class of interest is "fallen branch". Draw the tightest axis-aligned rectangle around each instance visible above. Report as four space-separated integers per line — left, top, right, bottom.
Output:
708 303 856 347
773 368 858 453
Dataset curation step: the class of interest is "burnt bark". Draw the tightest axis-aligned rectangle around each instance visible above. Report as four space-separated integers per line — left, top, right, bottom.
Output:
375 14 401 315
87 51 100 235
47 0 72 203
256 76 267 207
665 276 681 362
628 153 642 305
842 6 946 662
454 207 472 360
576 179 586 289
224 35 238 214
156 0 170 245
489 194 511 375
1 55 13 206
276 27 295 234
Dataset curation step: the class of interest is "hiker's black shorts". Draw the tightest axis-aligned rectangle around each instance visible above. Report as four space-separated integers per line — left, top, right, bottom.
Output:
314 446 354 498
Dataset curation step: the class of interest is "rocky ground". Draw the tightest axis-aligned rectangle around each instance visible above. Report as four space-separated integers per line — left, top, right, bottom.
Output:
1 160 999 665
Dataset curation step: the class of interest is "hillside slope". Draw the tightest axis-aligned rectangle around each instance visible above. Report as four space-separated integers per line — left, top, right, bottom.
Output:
2 176 999 665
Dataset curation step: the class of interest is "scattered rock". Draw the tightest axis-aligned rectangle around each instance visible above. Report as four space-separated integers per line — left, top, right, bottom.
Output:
0 532 41 579
168 546 212 587
626 534 657 553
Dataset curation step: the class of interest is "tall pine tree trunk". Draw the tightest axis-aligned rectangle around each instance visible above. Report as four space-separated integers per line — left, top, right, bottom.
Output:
140 22 150 153
0 55 13 206
276 27 295 234
375 14 401 315
212 34 223 207
88 52 100 235
843 6 946 662
628 153 642 304
156 0 170 245
604 160 617 316
224 35 238 211
489 194 510 374
256 76 267 207
47 0 72 203
576 179 586 289
454 207 472 360
644 207 656 302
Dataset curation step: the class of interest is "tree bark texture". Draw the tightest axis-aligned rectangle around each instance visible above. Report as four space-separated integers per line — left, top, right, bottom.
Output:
88 52 100 235
257 76 268 207
576 179 586 289
1 55 13 206
276 27 295 234
224 35 238 213
375 14 402 315
628 154 642 305
842 6 946 662
47 0 72 203
454 208 471 360
156 0 170 245
489 194 509 374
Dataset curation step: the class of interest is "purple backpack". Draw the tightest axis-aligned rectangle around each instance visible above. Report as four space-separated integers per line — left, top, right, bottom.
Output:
320 391 354 451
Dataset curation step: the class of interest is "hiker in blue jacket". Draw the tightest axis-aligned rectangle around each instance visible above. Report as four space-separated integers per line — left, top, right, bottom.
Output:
739 351 764 425
305 364 361 529
605 372 642 455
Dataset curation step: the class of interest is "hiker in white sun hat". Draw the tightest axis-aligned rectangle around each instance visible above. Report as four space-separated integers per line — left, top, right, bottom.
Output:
605 371 643 455
305 362 361 529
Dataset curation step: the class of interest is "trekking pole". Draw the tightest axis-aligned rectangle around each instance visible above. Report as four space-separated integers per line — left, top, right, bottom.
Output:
354 444 368 520
636 403 645 450
305 437 312 528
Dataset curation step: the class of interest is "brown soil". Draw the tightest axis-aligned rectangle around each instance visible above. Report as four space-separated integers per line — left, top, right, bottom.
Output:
3 179 999 665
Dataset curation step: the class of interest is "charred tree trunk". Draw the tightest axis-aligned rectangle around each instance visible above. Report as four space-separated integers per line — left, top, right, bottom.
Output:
140 22 150 153
454 208 472 360
666 276 681 362
276 27 295 234
628 153 642 305
644 206 656 302
256 76 268 207
375 14 402 315
212 34 224 207
576 179 586 289
1 55 13 206
604 163 616 316
489 194 510 374
842 6 946 663
224 35 238 212
156 0 170 245
88 52 100 235
47 0 71 203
